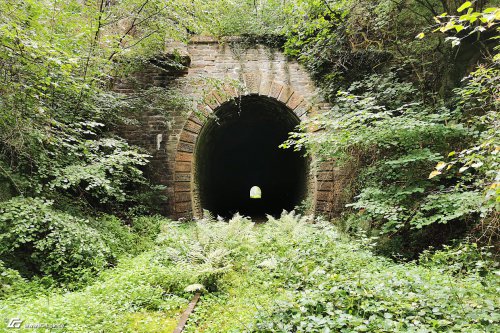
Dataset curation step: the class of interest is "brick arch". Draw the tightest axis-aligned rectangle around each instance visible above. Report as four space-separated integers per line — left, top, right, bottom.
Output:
173 78 318 219
114 37 351 220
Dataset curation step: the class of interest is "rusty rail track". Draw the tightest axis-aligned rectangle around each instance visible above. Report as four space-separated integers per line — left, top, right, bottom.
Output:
173 293 201 333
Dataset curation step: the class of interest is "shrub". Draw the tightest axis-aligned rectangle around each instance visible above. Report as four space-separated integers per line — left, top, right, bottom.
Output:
0 260 26 298
419 241 498 277
0 197 112 282
88 215 137 256
132 216 165 240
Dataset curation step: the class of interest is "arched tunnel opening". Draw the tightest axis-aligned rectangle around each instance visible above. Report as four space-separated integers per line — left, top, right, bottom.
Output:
195 95 308 219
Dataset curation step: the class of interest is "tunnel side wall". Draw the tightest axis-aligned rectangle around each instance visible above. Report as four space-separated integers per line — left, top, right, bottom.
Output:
113 37 351 219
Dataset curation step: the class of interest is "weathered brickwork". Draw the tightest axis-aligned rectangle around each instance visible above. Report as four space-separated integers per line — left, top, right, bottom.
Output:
114 36 349 219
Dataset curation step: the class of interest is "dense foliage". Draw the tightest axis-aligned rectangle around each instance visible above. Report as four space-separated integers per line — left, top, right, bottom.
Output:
0 0 498 331
0 197 163 288
1 214 498 332
0 0 193 213
282 1 499 256
0 197 111 281
0 0 206 284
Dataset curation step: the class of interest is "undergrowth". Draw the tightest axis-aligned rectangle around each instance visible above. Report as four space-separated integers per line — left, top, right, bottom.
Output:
1 213 498 332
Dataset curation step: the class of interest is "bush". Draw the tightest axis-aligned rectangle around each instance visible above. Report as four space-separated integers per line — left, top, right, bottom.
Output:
0 198 169 287
132 216 165 240
88 215 137 257
419 241 498 277
100 215 167 254
0 260 26 298
283 73 489 257
182 213 500 332
0 253 191 332
0 197 112 282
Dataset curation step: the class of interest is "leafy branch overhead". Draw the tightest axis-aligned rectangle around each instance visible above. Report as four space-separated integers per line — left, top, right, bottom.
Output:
417 3 500 48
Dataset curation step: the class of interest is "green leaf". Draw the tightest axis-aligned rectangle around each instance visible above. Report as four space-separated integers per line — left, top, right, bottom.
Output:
483 7 498 14
457 2 472 13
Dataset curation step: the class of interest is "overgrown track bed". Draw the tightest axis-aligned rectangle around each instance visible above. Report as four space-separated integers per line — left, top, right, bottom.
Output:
1 214 499 332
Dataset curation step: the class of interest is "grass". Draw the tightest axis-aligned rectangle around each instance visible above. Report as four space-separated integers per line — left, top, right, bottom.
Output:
1 213 499 332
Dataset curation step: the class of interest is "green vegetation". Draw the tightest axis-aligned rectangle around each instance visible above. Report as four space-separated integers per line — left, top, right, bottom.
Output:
282 1 499 257
0 0 499 332
1 214 498 332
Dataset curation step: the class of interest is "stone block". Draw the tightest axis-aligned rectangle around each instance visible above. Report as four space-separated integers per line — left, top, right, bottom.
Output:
259 79 273 96
190 36 218 43
175 181 191 192
184 120 202 134
197 104 212 118
204 91 220 110
333 167 350 176
316 191 331 202
223 84 239 99
175 162 192 173
315 201 330 212
175 173 191 182
243 73 261 94
319 161 334 171
175 201 192 213
269 82 284 99
278 85 294 104
180 131 197 144
317 181 333 191
286 93 304 110
175 192 191 202
317 172 334 181
294 101 311 118
176 152 193 162
189 114 204 125
212 90 225 104
178 141 195 153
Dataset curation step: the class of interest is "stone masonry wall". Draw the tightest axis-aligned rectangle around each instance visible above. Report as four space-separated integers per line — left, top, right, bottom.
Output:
114 36 349 219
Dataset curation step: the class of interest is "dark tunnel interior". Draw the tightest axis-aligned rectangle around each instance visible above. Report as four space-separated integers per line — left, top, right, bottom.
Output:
195 95 308 219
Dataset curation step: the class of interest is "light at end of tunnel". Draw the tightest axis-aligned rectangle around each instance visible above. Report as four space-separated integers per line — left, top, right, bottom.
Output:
250 186 262 199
